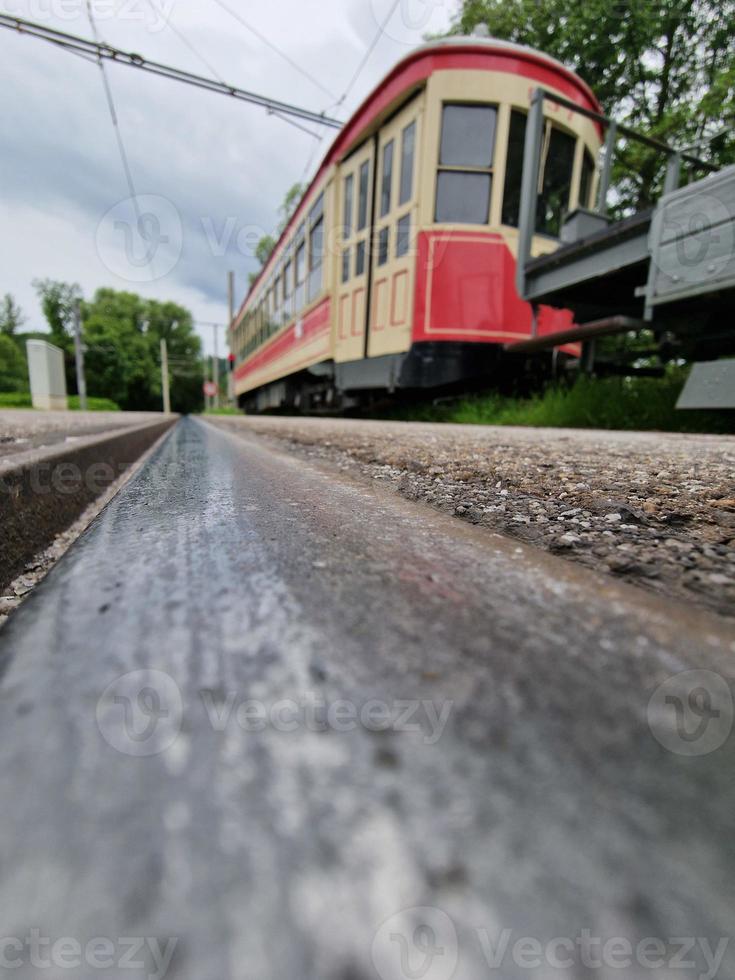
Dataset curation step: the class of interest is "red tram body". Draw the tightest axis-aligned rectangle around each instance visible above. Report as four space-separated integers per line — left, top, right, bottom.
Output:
229 38 602 411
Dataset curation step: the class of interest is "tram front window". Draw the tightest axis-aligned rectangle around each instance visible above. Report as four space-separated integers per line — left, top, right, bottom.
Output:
502 113 578 238
537 126 576 237
434 103 497 225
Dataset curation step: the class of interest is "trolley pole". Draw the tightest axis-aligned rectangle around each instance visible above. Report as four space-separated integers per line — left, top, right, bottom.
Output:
160 338 171 414
73 300 87 411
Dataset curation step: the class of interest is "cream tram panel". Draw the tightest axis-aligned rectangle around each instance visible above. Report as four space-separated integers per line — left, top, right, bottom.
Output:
334 141 376 364
368 94 424 358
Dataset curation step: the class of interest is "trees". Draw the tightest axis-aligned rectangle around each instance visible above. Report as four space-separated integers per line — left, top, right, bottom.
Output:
0 294 29 393
0 280 202 409
82 290 161 410
252 182 309 283
0 294 26 336
0 335 27 392
255 235 277 267
451 0 735 208
32 279 81 342
277 183 306 232
29 281 202 411
143 298 204 414
82 289 204 413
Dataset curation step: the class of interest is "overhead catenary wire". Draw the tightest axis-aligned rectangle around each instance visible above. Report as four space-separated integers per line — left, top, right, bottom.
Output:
0 15 344 130
141 0 323 140
210 0 338 102
296 0 405 185
84 0 141 222
328 0 402 112
298 125 329 184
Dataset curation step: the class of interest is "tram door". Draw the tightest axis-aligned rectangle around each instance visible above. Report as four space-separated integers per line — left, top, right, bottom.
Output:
368 100 421 358
336 141 375 362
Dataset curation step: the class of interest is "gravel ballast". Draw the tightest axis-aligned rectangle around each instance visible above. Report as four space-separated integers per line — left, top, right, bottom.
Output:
209 416 735 619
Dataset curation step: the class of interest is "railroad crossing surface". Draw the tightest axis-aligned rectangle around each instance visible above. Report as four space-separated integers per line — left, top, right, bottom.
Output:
0 416 733 979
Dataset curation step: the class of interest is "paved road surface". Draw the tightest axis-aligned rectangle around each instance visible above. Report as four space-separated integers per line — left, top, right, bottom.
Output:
0 417 733 980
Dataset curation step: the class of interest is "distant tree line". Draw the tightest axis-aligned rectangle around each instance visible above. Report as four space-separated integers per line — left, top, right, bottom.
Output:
0 282 205 413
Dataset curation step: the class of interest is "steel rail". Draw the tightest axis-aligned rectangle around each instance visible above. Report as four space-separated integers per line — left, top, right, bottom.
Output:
0 14 344 130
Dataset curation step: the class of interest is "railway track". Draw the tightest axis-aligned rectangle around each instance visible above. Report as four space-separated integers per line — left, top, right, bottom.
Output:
0 416 733 980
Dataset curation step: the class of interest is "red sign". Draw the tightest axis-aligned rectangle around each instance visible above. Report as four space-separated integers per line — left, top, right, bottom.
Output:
203 381 218 397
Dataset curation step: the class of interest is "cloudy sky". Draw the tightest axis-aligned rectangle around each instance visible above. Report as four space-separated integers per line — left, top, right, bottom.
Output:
0 0 456 356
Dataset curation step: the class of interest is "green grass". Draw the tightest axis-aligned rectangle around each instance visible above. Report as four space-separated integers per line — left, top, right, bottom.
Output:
0 392 120 411
201 407 241 416
0 392 32 408
69 396 120 411
389 370 735 434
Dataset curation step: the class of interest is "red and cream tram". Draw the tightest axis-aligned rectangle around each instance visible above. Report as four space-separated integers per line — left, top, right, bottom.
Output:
229 37 602 411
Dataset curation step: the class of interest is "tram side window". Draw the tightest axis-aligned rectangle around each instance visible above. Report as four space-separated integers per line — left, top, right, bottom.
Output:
283 257 293 319
355 240 366 276
579 148 595 209
357 160 370 231
295 239 306 310
308 193 325 302
396 213 411 257
399 120 416 205
377 226 390 266
343 174 354 236
274 275 281 322
435 104 497 224
502 109 526 227
380 140 394 217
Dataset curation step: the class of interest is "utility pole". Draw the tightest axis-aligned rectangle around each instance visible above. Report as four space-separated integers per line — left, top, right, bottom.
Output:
227 271 235 406
73 299 87 411
160 338 171 414
212 325 219 410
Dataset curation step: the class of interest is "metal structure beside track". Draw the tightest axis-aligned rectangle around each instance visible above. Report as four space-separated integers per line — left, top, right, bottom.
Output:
510 87 735 387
